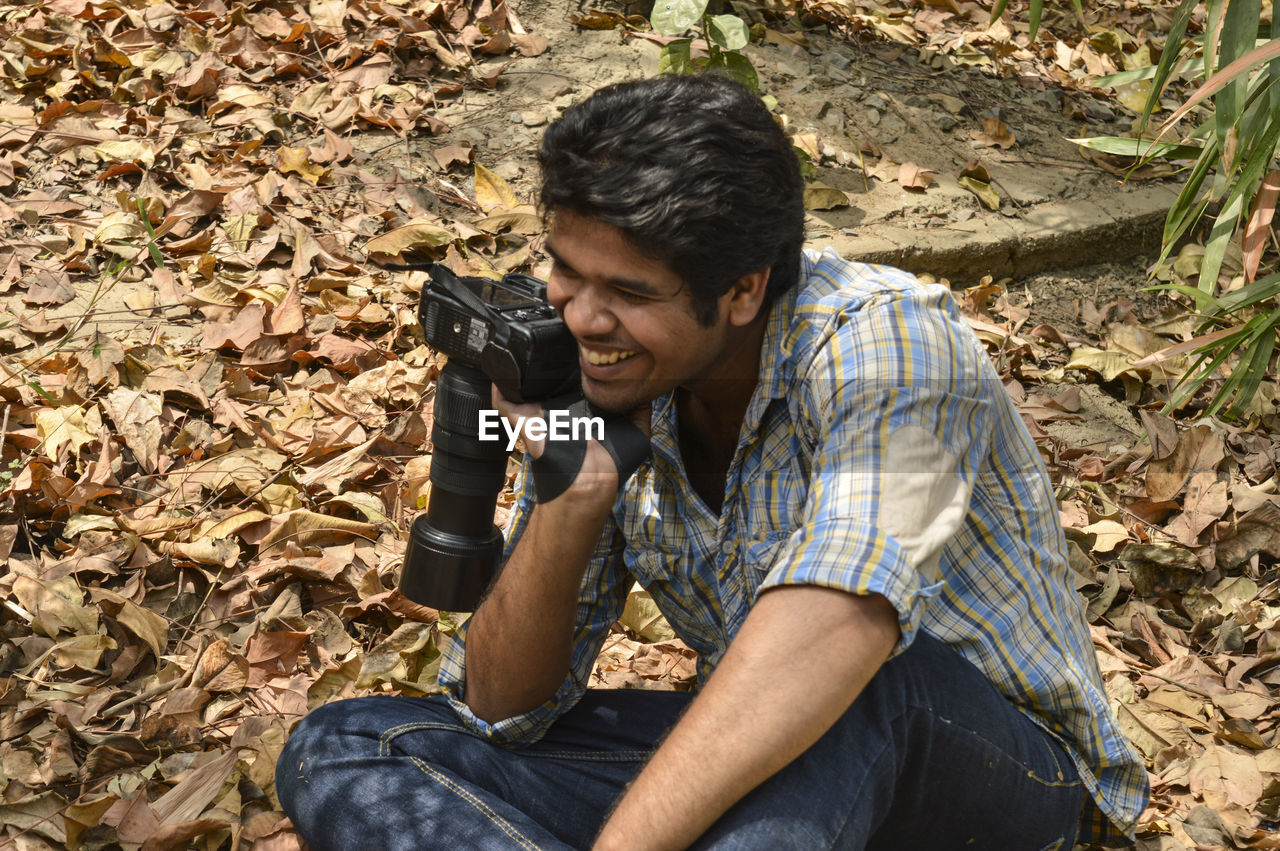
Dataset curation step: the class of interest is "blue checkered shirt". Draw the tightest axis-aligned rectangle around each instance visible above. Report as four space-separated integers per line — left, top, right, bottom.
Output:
439 249 1149 844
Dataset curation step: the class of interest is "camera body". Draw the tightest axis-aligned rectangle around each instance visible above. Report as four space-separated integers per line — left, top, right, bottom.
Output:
418 267 578 403
401 266 579 611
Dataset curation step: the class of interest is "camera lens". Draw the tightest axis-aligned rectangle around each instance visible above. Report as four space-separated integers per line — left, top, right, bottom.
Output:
399 362 507 610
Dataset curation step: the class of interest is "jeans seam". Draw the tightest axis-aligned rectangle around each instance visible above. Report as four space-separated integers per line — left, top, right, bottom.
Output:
379 722 653 762
380 720 483 751
407 756 544 851
520 749 652 762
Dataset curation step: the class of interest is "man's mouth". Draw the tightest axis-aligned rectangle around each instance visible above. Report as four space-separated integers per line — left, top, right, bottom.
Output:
580 344 639 366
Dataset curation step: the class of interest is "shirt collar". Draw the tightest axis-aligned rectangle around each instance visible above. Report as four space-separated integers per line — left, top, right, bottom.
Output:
741 253 809 439
650 253 809 445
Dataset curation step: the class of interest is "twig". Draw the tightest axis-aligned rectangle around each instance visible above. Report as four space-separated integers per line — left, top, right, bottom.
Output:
1140 669 1215 700
97 635 210 718
3 598 32 622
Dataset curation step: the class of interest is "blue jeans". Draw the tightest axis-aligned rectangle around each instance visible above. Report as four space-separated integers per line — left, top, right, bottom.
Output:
276 634 1084 850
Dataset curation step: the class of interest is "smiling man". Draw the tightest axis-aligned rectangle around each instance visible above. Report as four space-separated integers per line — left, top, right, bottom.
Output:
276 75 1147 849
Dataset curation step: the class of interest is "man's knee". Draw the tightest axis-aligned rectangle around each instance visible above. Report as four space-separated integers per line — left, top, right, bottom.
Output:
275 696 461 806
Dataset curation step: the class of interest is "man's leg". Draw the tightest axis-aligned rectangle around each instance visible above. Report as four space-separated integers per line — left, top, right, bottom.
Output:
694 632 1086 851
275 689 689 851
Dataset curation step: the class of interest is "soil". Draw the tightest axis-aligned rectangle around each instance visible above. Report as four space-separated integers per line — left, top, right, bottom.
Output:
391 0 1152 235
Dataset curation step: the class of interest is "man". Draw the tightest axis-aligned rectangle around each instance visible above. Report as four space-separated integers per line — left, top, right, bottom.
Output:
276 75 1148 849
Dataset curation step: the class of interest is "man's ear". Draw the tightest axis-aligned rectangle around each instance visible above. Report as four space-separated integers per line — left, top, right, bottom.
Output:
724 269 770 327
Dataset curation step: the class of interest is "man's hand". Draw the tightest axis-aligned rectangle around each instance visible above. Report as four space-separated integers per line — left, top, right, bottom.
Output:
491 385 650 503
592 586 900 850
461 389 650 724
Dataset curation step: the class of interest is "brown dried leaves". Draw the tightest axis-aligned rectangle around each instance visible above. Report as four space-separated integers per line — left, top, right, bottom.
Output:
0 0 542 846
959 279 1280 847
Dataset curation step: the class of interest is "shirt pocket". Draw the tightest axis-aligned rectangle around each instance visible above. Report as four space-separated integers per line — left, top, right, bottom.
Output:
742 529 793 594
624 540 683 585
741 466 804 533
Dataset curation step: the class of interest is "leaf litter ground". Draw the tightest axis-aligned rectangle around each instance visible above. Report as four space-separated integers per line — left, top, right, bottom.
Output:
0 0 1277 849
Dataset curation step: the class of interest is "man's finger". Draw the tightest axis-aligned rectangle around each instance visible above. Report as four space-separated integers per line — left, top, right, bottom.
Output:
490 385 547 457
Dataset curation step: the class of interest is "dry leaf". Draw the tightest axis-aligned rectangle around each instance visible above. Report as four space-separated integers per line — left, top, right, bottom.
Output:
365 219 457 256
970 117 1017 149
474 163 519 212
804 183 851 210
897 162 938 191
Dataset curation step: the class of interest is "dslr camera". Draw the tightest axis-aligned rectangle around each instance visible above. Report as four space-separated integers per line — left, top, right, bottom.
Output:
400 265 579 611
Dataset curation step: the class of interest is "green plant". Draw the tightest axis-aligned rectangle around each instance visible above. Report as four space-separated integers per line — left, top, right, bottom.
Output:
652 0 758 91
988 0 1083 40
1078 1 1280 418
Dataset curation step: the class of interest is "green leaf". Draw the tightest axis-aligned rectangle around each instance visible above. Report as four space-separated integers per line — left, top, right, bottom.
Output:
1151 281 1225 313
27 380 57 404
658 39 694 76
1199 194 1243 293
1158 154 1215 267
705 51 758 91
1161 37 1280 131
1069 136 1203 159
1028 0 1044 41
1140 0 1199 130
651 0 708 35
1222 317 1277 417
1217 0 1261 150
1096 58 1201 88
1217 270 1280 313
707 15 749 51
988 0 1012 29
1271 7 1280 118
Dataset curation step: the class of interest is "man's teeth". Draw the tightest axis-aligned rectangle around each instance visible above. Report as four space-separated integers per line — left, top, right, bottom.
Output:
581 346 638 365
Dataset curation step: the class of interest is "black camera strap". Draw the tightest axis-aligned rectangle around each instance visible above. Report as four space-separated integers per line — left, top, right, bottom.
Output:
378 262 511 346
530 396 650 503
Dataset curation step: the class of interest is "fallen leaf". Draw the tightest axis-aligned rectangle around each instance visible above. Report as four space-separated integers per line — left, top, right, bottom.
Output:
364 219 457 256
958 175 1000 210
1189 746 1264 810
804 182 851 210
897 162 938 191
1120 544 1202 597
1146 424 1225 502
474 163 519 212
970 117 1017 149
433 144 473 171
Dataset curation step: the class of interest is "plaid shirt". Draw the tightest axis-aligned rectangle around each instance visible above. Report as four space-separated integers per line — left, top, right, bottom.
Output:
440 249 1148 844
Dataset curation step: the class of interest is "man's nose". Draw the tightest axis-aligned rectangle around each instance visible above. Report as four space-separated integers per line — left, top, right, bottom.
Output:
560 282 616 338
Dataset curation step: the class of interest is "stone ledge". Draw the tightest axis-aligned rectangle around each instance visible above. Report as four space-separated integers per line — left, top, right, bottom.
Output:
817 183 1181 282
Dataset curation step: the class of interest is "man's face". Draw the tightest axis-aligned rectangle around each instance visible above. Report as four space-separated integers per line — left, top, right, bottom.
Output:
544 211 736 414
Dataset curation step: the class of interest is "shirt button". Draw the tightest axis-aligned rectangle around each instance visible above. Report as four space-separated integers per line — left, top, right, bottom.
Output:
720 541 734 556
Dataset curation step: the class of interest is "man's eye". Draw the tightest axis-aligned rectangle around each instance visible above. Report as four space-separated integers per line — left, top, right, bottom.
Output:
613 288 651 303
551 261 579 280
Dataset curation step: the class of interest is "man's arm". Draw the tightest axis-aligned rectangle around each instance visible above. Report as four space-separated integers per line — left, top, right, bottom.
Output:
593 585 900 851
462 479 616 723
460 390 642 724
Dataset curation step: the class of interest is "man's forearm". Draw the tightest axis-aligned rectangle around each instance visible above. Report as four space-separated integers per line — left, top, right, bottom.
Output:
462 490 613 723
593 586 900 851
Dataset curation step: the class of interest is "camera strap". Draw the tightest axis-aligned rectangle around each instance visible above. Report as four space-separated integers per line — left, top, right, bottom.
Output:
530 396 650 503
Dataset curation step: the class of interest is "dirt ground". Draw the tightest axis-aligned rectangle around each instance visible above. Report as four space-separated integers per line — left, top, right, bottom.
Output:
393 0 1151 240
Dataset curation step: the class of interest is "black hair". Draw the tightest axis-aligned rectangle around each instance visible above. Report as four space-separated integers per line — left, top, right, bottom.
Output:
538 75 805 326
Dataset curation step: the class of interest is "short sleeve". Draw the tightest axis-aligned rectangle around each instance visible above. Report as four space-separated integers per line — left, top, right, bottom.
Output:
437 457 633 744
758 287 995 655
